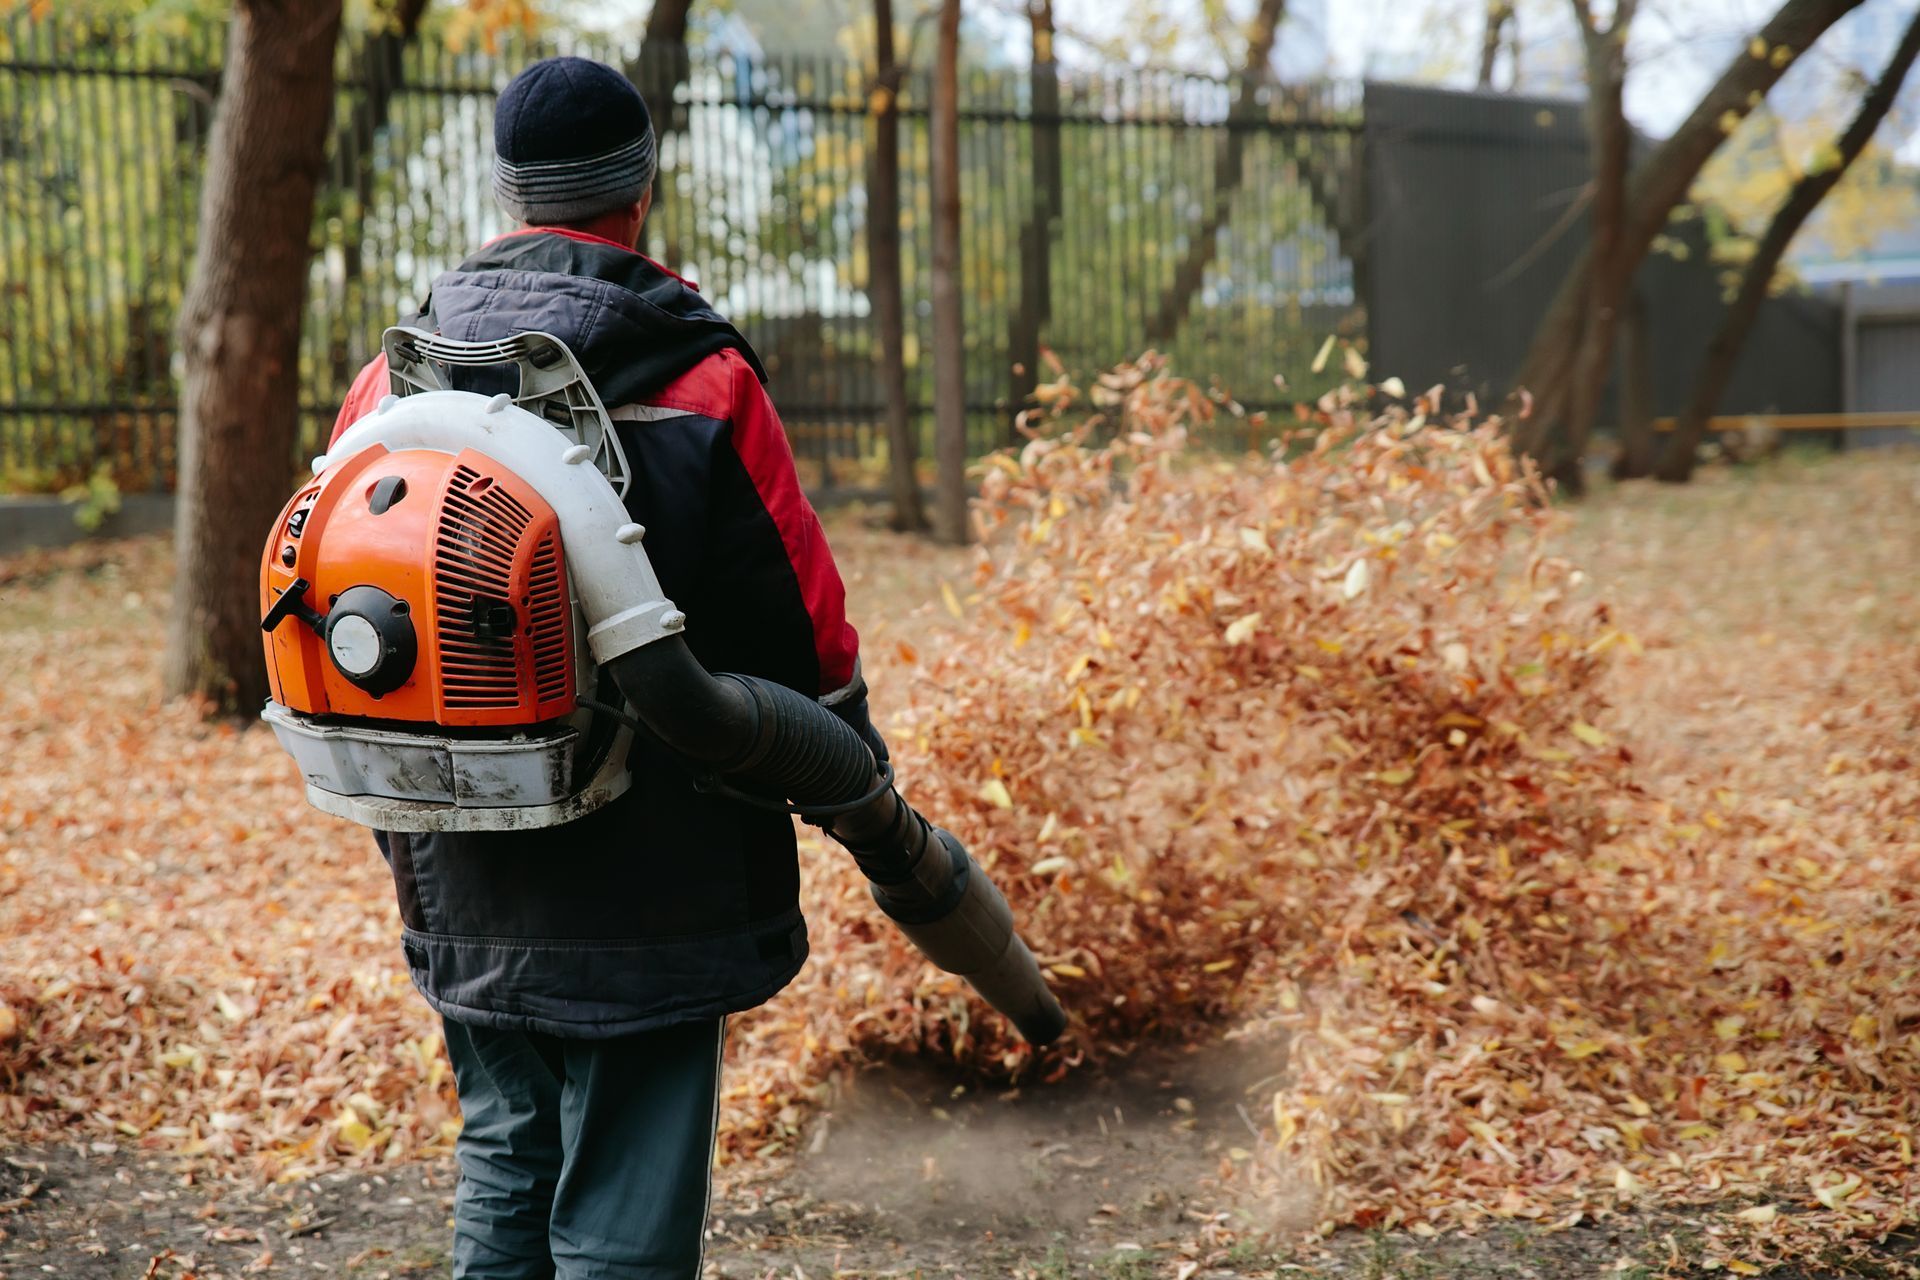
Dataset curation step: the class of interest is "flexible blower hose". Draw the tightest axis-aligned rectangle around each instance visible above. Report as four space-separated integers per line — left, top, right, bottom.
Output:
606 638 1069 1046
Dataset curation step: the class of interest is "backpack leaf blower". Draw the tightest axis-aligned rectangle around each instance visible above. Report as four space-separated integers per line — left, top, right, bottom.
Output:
259 329 1067 1046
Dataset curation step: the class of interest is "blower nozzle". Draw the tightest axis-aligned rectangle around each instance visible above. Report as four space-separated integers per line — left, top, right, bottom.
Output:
606 640 1069 1046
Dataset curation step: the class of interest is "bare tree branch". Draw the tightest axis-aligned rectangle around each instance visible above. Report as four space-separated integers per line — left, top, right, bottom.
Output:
1508 0 1867 487
1660 2 1920 481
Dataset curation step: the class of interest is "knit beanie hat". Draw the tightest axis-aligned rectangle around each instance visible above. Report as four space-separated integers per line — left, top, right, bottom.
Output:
492 56 657 225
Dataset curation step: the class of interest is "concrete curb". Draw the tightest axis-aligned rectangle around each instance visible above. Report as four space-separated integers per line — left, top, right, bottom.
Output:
0 494 175 555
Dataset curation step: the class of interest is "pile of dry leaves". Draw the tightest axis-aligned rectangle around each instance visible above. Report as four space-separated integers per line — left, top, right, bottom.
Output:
732 358 1619 1078
2 360 1915 1272
728 358 1919 1267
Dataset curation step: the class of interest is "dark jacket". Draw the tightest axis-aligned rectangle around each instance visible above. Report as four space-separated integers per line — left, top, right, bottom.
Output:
330 227 860 1037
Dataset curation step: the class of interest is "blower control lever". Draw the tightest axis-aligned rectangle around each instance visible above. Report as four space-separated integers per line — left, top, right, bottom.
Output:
261 577 326 637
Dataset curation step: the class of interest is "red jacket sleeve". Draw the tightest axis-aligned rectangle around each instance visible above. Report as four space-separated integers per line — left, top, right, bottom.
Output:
331 355 390 447
707 352 861 694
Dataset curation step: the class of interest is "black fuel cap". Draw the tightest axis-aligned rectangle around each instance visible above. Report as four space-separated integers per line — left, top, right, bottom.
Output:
323 584 418 697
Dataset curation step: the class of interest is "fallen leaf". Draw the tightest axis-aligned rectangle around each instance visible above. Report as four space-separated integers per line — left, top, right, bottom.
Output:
1342 559 1371 600
1224 612 1263 645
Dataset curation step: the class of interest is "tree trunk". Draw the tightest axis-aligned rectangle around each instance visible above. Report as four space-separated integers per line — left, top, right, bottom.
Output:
1611 286 1656 478
166 0 344 711
330 0 430 382
1007 0 1061 438
1660 6 1920 483
1508 0 1866 479
1142 0 1286 344
635 0 695 127
868 0 928 532
631 0 697 268
1478 1 1513 89
1552 0 1635 497
332 0 429 228
930 0 968 545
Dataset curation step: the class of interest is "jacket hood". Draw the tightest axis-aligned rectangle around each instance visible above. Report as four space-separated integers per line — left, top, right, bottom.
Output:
416 229 765 407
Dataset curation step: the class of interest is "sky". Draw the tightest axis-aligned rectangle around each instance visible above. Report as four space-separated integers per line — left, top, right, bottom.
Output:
580 0 1920 159
1009 0 1920 155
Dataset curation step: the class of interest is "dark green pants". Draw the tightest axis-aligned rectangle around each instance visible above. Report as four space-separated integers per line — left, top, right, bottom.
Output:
442 1015 725 1280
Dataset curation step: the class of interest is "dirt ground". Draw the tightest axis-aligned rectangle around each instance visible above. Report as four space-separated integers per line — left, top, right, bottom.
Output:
3 1036 1913 1279
0 1035 1296 1279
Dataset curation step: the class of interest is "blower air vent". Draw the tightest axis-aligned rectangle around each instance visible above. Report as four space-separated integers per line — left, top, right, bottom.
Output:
436 463 533 710
527 533 569 705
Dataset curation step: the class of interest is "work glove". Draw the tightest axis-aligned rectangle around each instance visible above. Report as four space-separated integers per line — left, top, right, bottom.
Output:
820 662 889 766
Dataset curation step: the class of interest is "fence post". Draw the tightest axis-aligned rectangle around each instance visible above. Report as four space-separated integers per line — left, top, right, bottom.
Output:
1007 0 1061 441
929 0 967 544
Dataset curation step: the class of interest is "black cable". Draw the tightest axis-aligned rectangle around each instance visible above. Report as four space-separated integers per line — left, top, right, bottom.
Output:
576 696 645 733
693 760 896 819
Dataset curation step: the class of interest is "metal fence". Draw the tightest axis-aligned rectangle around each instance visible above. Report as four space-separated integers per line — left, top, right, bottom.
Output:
0 14 1364 496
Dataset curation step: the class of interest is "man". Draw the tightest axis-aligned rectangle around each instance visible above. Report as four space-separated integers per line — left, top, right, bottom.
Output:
330 56 882 1280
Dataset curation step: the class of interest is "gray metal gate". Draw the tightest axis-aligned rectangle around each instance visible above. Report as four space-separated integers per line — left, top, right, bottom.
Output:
1853 319 1920 447
1360 81 1842 424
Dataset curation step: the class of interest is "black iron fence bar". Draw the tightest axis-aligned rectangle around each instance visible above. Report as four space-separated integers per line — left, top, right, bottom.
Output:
0 59 220 82
0 13 1367 497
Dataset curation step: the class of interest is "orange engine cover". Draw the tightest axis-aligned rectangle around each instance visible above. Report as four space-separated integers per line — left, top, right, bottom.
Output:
261 445 577 726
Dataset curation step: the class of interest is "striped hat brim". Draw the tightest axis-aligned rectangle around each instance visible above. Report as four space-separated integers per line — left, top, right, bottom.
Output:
493 134 658 224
